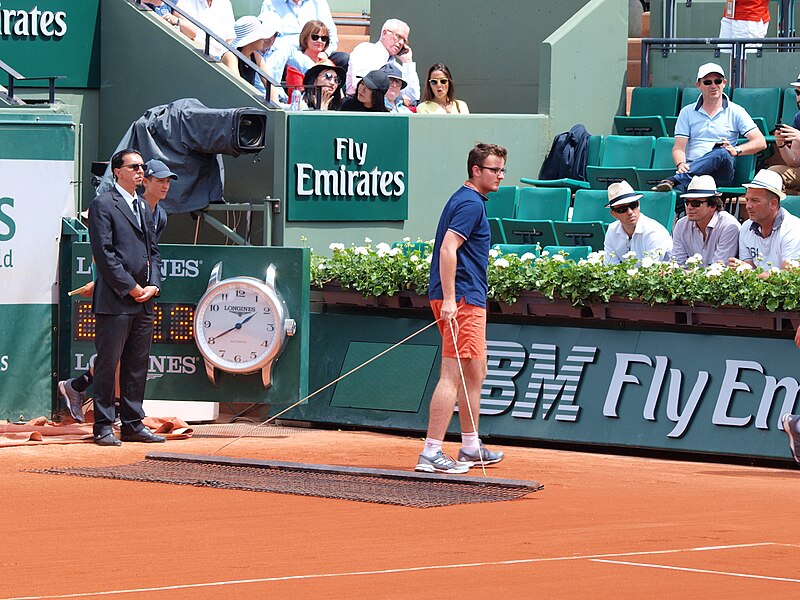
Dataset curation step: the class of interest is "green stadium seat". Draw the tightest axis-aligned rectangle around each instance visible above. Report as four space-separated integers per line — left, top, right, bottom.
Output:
516 187 570 221
781 195 800 218
614 87 679 137
486 185 519 218
552 221 606 250
500 219 558 247
543 245 593 261
639 190 677 233
731 87 781 139
571 189 616 224
585 135 655 190
718 153 758 216
635 136 677 190
488 218 506 245
520 135 604 192
781 87 798 127
492 244 540 256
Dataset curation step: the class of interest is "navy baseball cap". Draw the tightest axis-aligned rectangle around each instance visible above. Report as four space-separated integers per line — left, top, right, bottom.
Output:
145 159 178 180
379 63 407 89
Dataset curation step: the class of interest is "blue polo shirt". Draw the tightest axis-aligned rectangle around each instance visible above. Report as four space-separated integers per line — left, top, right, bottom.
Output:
674 94 757 161
428 185 491 307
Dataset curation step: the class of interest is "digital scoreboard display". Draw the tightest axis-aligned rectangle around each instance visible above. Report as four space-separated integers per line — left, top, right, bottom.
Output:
73 301 195 344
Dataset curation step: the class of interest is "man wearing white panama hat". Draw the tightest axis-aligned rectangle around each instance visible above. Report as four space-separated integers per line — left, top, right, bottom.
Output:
730 169 800 274
603 181 673 264
671 175 740 267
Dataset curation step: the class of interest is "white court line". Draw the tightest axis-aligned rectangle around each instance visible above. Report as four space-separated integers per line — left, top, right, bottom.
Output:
0 542 779 600
592 559 800 584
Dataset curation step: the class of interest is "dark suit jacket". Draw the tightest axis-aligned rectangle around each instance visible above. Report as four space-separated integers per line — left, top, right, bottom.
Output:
88 186 162 315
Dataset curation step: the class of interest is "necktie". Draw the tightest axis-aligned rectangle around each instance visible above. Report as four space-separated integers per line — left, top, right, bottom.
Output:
131 198 141 228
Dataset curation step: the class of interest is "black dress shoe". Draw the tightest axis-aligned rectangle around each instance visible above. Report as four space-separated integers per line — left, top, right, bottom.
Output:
94 432 122 447
121 428 166 443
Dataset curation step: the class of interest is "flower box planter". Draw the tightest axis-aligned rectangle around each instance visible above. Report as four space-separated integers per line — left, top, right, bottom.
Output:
686 303 781 330
316 282 375 307
521 292 589 319
590 297 685 325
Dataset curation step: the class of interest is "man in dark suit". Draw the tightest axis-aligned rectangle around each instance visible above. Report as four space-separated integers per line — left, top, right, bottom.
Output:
88 149 165 446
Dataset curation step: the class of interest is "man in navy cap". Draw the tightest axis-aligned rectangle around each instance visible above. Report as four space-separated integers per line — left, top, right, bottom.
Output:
142 159 178 241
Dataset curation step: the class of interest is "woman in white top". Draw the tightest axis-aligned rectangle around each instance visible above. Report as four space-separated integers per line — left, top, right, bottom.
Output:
416 63 469 114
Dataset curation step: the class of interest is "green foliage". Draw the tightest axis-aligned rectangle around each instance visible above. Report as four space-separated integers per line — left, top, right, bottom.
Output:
311 243 800 312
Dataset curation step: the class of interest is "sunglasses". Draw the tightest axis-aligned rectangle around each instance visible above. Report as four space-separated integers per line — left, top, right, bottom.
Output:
795 89 800 96
429 78 449 86
122 163 146 171
684 199 712 208
310 34 329 43
702 78 724 86
320 71 340 84
611 200 639 214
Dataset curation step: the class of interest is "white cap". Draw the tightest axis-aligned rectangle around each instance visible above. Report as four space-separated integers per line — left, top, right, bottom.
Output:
697 62 725 80
743 169 786 201
791 72 800 88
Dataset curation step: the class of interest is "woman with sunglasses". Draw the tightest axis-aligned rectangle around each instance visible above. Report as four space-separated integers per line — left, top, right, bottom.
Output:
297 20 331 64
299 60 345 111
416 63 469 115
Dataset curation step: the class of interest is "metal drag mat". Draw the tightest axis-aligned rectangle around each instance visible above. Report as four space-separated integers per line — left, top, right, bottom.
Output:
33 452 544 508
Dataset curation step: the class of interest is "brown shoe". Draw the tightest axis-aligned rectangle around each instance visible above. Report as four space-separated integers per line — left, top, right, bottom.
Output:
652 179 675 193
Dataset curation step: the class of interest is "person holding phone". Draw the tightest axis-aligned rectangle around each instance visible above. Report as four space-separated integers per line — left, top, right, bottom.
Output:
653 63 766 194
769 73 800 195
345 18 420 105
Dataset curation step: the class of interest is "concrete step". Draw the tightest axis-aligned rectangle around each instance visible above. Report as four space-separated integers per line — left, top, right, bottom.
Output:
628 38 641 61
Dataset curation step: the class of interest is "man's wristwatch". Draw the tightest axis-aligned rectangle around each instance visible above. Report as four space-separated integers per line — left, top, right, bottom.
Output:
735 147 742 156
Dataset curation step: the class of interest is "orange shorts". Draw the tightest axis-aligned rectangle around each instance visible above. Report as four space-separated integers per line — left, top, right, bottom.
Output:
430 299 487 359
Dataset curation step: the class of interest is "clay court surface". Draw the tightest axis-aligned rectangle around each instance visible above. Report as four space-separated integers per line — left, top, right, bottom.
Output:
2 427 800 599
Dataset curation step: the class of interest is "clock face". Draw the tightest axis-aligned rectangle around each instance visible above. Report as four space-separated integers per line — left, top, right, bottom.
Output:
194 278 284 373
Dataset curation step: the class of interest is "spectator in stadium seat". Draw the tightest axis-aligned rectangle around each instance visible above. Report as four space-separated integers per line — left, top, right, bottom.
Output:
671 175 740 267
653 63 765 194
144 0 197 39
729 169 800 275
346 18 420 105
340 69 390 112
258 0 349 69
297 19 331 64
177 0 236 60
770 73 800 195
299 60 345 110
603 180 673 264
718 0 769 54
379 63 411 113
222 15 284 103
416 63 469 115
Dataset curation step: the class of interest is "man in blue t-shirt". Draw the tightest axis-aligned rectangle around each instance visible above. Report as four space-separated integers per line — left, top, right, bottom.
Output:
770 73 800 195
415 143 508 474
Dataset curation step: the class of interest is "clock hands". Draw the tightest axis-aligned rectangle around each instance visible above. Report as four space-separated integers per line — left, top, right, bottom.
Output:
211 312 257 342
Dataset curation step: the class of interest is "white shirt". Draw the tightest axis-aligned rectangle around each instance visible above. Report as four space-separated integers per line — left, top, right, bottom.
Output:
178 0 236 59
114 183 141 226
345 40 420 102
604 213 673 264
738 207 800 272
671 210 741 266
259 0 339 53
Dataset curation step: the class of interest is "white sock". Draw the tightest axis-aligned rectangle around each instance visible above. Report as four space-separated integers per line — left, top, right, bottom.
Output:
422 438 443 458
461 432 480 452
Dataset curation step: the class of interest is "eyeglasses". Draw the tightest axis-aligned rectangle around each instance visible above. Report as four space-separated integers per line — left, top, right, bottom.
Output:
477 165 506 176
386 30 407 44
122 163 146 171
320 71 340 84
429 78 449 86
310 34 329 43
611 200 640 214
701 78 724 86
684 199 712 208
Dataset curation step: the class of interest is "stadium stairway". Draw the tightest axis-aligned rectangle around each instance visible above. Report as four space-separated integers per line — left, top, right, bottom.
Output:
626 10 650 114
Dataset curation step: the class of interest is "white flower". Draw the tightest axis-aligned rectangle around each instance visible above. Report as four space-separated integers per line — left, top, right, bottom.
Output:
416 263 426 270
409 255 420 262
627 268 639 276
376 242 391 256
587 251 605 265
540 250 550 257
425 254 433 263
389 247 402 256
520 252 536 262
736 262 753 272
641 256 655 269
317 263 327 270
494 258 510 268
770 267 781 274
402 236 411 242
354 246 368 256
489 248 500 258
705 263 724 277
552 254 565 263
364 237 372 244
329 242 345 252
787 259 800 269
686 253 702 266
623 251 637 260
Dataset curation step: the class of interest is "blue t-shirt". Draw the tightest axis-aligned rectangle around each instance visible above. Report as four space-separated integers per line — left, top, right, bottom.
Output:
428 185 491 307
145 2 172 17
792 110 800 130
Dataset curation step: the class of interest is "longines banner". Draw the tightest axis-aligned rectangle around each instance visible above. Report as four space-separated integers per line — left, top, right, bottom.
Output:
0 115 75 420
286 114 409 221
305 313 800 461
0 0 100 88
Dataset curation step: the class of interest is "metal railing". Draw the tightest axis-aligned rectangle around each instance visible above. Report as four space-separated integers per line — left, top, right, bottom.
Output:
129 0 281 108
641 37 800 88
0 58 64 105
663 0 796 39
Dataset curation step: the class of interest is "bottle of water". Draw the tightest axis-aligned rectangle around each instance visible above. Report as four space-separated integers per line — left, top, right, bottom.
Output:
290 89 302 111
